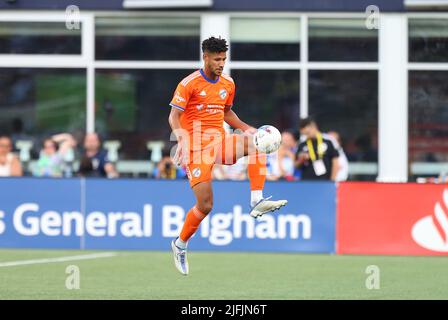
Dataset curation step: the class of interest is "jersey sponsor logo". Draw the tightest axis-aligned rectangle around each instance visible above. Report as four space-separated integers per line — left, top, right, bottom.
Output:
196 104 204 111
412 189 448 252
205 104 224 114
199 90 207 96
174 91 186 103
219 89 227 100
206 104 224 109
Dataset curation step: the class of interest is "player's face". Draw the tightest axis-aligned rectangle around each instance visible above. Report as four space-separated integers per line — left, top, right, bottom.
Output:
204 51 227 77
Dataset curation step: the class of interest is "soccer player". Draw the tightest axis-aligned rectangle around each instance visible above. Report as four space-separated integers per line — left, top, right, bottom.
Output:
168 37 288 275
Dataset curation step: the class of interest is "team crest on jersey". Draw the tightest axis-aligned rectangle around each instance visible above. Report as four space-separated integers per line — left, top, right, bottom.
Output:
219 89 227 100
192 167 201 178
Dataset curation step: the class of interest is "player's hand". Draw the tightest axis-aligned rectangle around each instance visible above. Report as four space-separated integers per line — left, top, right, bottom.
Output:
172 143 183 167
244 127 257 135
172 141 189 168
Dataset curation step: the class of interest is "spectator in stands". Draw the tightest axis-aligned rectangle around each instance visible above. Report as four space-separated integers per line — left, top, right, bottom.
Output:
266 152 281 181
212 164 227 180
295 117 340 181
33 133 77 178
327 131 349 182
78 133 118 178
278 131 298 180
220 158 247 181
266 131 297 181
0 135 22 177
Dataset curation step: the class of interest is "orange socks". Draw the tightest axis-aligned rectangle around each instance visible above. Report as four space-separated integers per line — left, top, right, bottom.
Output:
178 153 266 245
248 153 267 191
179 206 207 243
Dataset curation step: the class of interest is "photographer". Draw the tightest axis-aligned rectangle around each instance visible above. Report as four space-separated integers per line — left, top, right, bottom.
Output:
295 117 340 181
154 149 185 180
156 155 177 180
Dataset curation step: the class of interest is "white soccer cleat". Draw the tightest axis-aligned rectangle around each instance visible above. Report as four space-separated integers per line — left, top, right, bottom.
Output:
249 196 288 218
171 239 189 276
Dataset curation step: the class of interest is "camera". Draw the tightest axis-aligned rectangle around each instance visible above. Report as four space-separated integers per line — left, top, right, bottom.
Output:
164 162 172 171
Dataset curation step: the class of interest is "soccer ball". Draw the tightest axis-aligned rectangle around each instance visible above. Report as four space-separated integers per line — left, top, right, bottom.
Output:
253 125 282 154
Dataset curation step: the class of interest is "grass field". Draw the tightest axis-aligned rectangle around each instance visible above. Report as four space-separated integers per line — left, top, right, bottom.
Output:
0 249 447 300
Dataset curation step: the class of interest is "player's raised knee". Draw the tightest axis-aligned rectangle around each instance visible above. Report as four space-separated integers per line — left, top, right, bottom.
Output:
197 199 213 215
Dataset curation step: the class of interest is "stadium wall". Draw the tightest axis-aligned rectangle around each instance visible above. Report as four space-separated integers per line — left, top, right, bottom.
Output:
0 178 447 255
0 178 336 253
336 182 448 256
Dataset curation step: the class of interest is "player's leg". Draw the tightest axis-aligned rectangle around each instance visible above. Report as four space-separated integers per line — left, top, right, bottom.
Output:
217 133 268 198
242 134 288 217
172 159 214 276
177 180 212 248
218 134 287 218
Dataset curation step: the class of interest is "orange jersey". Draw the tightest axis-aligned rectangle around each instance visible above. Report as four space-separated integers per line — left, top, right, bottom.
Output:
170 69 235 150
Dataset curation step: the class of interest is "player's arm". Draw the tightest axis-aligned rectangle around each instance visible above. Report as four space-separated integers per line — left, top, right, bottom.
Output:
223 81 255 133
168 107 184 139
224 107 253 133
168 86 188 166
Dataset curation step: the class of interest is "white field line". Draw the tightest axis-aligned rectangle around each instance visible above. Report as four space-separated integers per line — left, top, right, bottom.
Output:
0 252 117 268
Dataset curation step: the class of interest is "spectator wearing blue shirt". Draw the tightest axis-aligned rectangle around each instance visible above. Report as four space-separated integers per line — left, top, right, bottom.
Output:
78 133 118 178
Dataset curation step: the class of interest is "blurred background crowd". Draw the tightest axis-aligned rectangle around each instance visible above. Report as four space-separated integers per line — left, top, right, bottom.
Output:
0 0 447 183
0 123 349 181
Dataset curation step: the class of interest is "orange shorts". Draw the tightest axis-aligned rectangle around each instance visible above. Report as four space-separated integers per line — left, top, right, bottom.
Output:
185 134 241 188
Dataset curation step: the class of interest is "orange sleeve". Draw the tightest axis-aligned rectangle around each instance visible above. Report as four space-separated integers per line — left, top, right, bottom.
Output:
225 82 235 108
169 83 191 111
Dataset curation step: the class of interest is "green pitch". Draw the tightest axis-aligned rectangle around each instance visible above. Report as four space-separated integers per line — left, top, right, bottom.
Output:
0 249 447 300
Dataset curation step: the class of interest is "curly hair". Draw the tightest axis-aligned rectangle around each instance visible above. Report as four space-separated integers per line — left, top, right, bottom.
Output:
201 36 228 53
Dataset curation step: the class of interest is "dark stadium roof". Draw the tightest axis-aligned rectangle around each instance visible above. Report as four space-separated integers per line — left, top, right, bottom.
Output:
0 0 406 12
